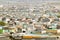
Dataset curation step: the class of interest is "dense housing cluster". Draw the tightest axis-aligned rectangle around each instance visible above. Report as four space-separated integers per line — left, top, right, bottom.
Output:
0 3 60 34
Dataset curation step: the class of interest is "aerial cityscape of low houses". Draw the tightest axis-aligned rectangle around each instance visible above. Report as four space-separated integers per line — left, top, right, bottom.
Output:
0 3 60 35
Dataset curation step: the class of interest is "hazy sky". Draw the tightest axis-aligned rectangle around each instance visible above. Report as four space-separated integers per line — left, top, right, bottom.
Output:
0 0 60 4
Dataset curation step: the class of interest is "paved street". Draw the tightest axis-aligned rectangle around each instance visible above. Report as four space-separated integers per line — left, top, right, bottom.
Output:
0 34 60 40
0 37 60 40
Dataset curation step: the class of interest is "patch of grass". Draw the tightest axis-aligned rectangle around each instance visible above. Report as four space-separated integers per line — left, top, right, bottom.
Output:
0 29 3 34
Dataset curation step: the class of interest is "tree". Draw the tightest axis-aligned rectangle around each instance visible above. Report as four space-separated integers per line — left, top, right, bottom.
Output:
57 15 60 18
0 21 6 26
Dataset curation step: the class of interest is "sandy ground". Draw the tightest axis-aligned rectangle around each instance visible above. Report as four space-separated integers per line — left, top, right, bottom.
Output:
0 37 10 40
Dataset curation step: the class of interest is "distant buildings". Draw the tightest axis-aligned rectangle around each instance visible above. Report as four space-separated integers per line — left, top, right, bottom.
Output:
0 3 60 34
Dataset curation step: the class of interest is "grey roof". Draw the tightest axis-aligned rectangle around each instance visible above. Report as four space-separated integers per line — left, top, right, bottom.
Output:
41 18 50 22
